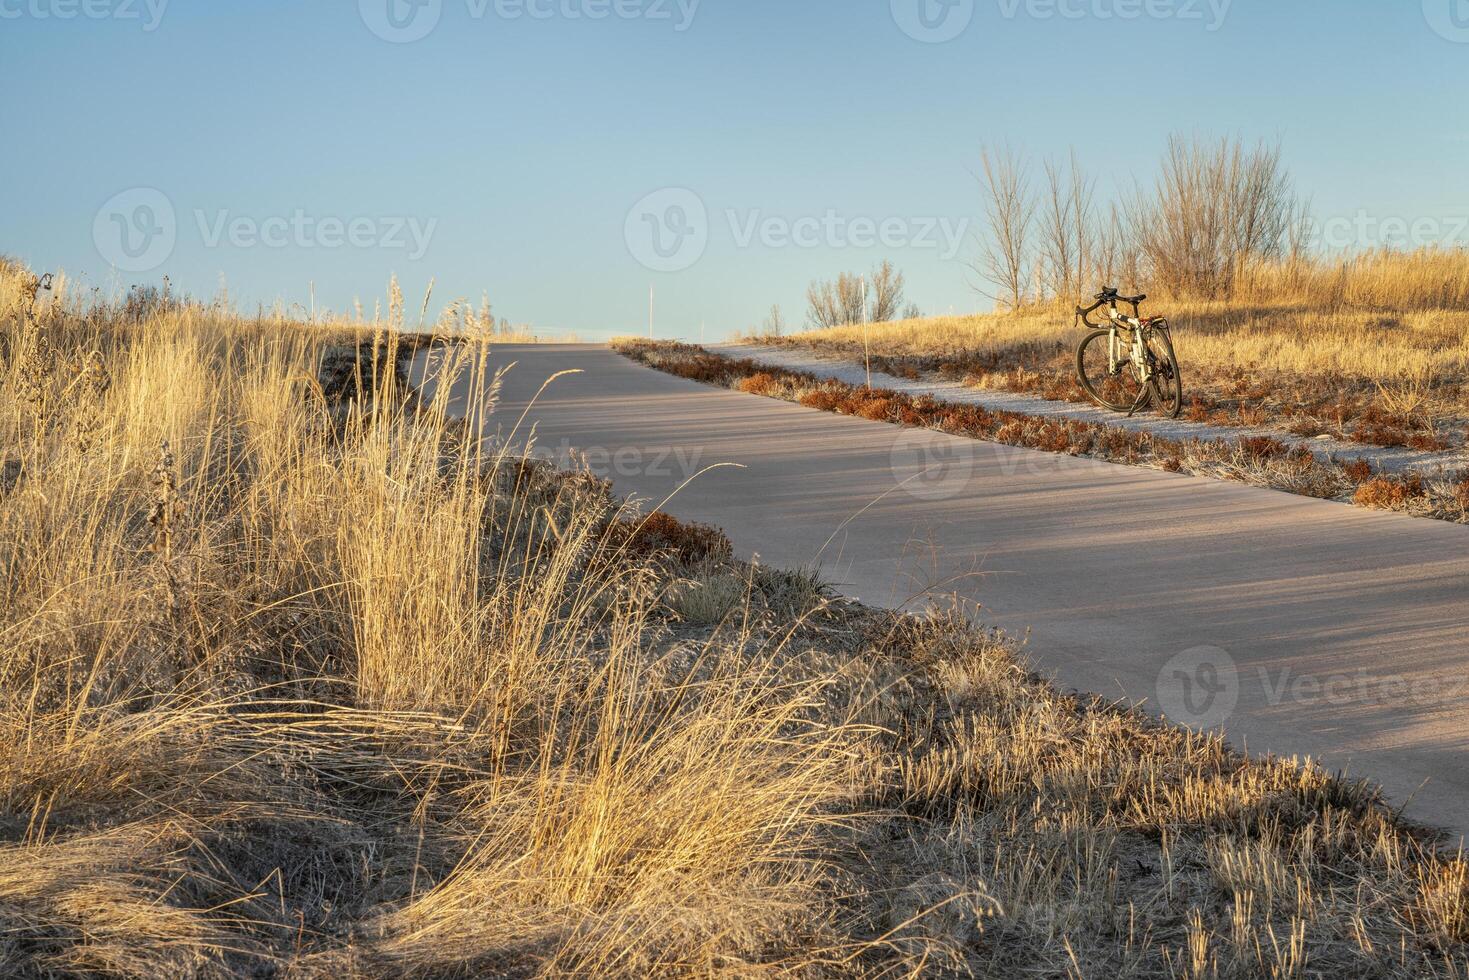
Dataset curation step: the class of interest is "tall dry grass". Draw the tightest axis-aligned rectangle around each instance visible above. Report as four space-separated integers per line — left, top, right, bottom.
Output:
7 256 1469 976
0 259 864 976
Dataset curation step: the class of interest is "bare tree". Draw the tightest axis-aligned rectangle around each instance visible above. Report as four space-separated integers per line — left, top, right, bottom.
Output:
1094 201 1127 290
762 304 786 337
806 262 907 328
1069 149 1098 293
1286 194 1315 265
1038 149 1096 301
867 260 906 323
806 273 864 329
1230 140 1293 263
976 145 1035 311
1128 134 1300 297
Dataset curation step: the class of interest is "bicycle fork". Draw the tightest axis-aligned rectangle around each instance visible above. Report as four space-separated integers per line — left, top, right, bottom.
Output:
1117 326 1154 417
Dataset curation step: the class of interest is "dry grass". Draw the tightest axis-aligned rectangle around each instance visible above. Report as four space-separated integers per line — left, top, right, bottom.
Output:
5 256 1469 977
761 249 1469 451
0 260 857 976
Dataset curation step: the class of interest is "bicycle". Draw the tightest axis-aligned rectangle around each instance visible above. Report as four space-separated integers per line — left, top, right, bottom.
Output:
1074 287 1183 419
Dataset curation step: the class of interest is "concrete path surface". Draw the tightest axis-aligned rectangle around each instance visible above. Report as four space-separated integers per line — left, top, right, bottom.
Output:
413 344 1469 839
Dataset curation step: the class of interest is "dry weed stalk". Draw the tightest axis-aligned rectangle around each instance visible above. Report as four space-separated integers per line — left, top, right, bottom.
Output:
13 275 57 430
65 348 111 453
146 439 185 610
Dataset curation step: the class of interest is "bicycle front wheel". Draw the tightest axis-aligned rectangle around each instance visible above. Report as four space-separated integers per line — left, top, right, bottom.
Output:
1076 329 1147 412
1145 326 1183 419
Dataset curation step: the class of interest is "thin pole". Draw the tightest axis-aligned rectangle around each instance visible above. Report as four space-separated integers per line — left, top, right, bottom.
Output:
861 275 871 389
648 285 654 339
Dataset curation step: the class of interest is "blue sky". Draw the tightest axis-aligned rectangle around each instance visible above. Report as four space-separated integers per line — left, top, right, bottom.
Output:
2 0 1466 339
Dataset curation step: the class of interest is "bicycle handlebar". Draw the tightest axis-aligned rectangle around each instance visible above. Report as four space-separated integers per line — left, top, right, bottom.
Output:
1076 287 1146 322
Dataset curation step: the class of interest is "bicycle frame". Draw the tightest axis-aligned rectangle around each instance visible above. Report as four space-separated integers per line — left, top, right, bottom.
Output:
1104 312 1154 386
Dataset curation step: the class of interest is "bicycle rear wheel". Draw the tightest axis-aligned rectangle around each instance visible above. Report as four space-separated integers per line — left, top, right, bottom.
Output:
1145 326 1183 419
1076 329 1147 412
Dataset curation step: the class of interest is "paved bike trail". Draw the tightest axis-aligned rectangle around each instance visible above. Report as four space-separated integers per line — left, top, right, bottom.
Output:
414 344 1469 839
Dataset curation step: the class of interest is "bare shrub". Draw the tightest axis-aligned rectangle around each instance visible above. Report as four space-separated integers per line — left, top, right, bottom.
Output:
806 261 908 329
763 304 785 337
977 144 1035 310
806 272 865 329
1128 134 1299 298
1038 149 1096 301
868 259 907 323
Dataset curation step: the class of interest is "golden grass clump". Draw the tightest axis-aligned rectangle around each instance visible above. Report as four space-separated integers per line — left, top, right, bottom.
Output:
0 262 861 976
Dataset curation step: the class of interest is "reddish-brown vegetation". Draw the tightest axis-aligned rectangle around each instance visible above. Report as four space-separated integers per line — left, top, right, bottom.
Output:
1237 436 1291 461
1453 473 1469 514
737 371 781 396
1354 473 1427 511
609 509 734 565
